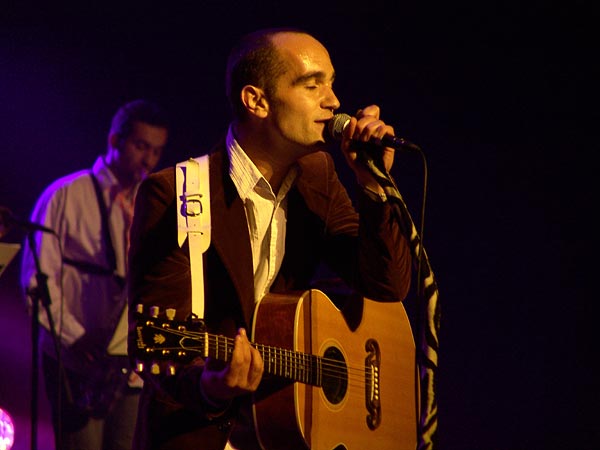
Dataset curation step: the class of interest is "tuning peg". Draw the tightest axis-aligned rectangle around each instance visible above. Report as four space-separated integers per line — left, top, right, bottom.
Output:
151 363 160 375
149 306 159 318
136 304 144 314
135 361 144 373
166 308 176 320
166 364 176 376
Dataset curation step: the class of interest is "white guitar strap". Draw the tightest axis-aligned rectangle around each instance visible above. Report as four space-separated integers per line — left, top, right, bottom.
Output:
176 155 211 319
177 157 237 450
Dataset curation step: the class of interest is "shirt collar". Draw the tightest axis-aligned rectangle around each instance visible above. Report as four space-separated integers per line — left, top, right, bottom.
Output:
92 156 119 189
92 156 138 201
226 125 299 201
227 125 269 200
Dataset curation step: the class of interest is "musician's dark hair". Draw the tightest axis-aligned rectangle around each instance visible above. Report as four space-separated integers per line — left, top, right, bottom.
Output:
225 27 310 122
109 99 170 141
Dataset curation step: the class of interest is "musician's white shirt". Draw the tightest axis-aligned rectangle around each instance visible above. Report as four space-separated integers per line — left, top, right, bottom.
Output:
20 156 134 356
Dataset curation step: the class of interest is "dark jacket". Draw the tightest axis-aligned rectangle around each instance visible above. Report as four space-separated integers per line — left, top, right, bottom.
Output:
127 144 412 449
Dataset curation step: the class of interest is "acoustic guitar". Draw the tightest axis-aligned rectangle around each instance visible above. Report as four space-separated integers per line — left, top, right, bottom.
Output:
133 289 417 450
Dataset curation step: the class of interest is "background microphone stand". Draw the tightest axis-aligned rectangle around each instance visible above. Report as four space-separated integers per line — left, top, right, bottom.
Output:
25 230 66 450
0 205 68 450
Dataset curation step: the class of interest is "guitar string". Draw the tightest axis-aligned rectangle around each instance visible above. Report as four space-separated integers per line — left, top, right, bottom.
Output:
195 330 371 384
143 325 379 389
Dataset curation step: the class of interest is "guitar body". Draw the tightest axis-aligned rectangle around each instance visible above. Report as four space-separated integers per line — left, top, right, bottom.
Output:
252 290 417 450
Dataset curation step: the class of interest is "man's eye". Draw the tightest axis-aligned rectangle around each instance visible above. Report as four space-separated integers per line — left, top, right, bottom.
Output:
134 141 150 151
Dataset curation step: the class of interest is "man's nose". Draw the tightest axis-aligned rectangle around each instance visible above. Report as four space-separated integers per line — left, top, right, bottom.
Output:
324 86 340 111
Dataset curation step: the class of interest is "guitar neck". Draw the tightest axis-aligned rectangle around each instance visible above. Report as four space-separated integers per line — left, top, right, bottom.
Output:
204 333 322 386
135 309 336 388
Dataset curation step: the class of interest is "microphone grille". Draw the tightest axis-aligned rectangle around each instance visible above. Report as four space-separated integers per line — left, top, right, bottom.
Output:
328 113 351 140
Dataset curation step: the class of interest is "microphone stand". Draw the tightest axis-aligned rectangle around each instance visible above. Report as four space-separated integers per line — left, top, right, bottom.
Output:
25 231 67 450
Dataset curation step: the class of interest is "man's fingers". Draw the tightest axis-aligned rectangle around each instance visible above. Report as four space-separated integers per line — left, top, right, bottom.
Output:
227 328 263 390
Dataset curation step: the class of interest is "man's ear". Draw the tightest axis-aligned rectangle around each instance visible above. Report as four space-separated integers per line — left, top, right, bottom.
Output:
108 131 121 151
240 85 269 118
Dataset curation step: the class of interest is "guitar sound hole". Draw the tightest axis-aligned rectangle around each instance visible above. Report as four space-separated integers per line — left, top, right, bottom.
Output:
322 346 347 405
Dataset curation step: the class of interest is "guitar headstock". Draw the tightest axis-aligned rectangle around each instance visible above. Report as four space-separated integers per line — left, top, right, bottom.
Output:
134 304 207 375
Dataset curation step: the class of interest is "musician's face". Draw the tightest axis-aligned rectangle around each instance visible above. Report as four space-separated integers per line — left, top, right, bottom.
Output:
265 33 340 157
111 121 168 186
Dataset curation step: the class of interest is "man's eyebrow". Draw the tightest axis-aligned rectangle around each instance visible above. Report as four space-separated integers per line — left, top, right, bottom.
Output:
293 70 336 85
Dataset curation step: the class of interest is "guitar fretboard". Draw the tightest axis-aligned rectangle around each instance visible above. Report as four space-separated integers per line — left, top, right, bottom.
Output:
204 334 323 385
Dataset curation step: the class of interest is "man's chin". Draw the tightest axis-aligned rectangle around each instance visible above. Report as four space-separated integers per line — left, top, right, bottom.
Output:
126 171 148 187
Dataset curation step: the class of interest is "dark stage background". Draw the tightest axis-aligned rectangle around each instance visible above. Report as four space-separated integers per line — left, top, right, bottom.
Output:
0 2 593 450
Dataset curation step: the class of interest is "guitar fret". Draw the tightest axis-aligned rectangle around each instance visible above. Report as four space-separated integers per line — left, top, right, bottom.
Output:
294 351 298 379
305 355 311 384
316 355 321 386
277 347 282 377
271 347 276 376
302 353 308 384
252 346 322 385
258 349 320 384
267 346 273 374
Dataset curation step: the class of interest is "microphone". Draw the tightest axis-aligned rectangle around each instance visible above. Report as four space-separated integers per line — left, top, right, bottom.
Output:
0 206 56 235
328 113 420 151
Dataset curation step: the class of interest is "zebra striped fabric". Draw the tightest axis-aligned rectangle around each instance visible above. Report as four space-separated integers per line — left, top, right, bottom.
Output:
357 147 441 450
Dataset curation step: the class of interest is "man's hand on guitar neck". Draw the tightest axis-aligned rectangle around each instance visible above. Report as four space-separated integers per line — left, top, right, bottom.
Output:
199 328 264 410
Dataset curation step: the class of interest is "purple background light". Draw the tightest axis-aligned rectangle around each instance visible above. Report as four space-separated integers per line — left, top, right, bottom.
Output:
0 406 16 449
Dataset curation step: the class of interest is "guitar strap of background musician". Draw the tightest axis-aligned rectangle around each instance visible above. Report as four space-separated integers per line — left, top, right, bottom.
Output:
176 155 211 319
62 172 119 281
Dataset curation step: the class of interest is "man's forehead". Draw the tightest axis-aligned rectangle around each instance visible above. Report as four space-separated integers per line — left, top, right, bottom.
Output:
274 34 334 79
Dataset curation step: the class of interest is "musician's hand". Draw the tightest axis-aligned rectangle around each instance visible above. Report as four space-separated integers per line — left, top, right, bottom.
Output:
340 104 395 192
199 328 264 405
127 370 144 388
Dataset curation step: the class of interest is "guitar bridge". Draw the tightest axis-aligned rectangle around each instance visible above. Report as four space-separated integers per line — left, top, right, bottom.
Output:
365 338 381 430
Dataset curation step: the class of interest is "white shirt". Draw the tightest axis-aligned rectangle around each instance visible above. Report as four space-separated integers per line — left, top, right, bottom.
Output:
227 127 298 302
21 156 135 356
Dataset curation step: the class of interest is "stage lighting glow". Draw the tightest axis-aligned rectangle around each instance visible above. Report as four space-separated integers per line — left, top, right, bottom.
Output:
0 407 15 450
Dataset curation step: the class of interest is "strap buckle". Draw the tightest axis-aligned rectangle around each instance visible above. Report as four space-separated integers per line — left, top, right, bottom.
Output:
181 193 203 217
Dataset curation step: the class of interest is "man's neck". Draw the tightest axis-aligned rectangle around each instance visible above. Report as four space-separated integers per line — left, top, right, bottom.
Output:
103 154 136 193
234 124 295 194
